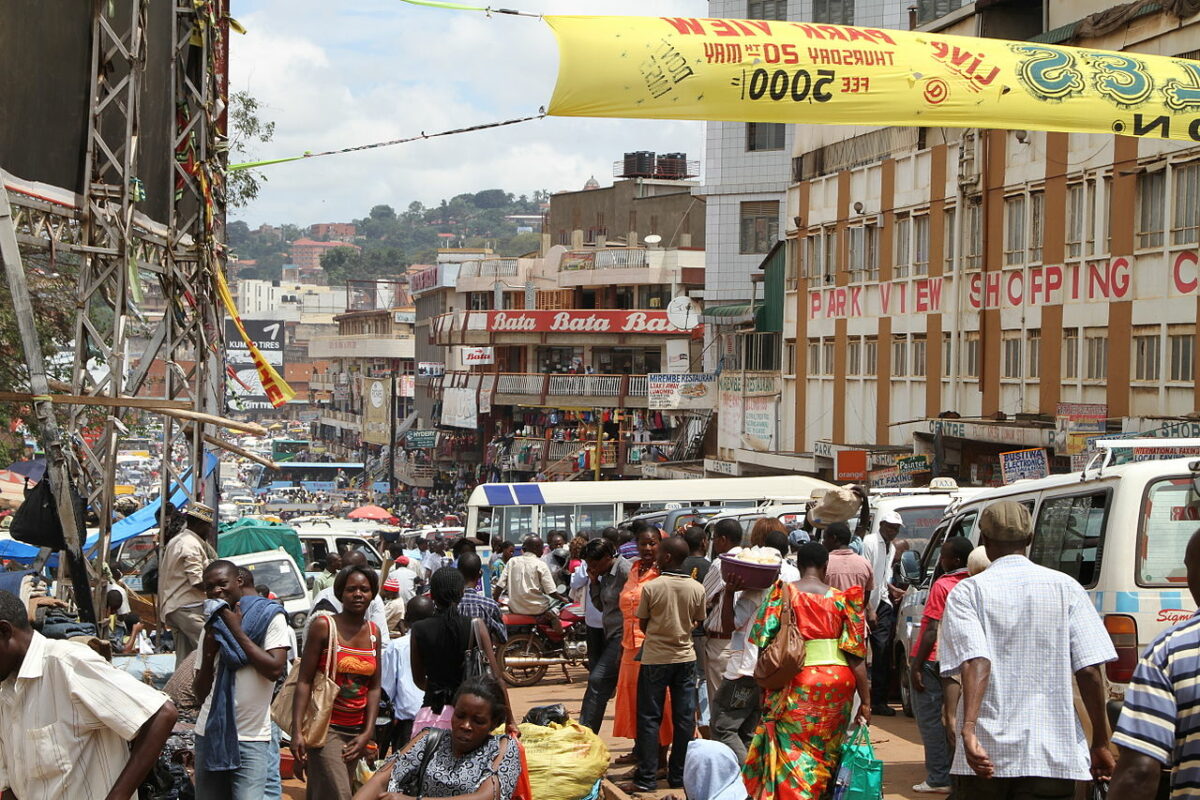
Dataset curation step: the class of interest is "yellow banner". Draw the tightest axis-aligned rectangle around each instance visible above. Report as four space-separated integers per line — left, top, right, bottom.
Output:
214 267 296 408
546 15 1200 142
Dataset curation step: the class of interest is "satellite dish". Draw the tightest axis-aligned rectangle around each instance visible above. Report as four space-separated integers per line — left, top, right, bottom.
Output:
666 295 700 330
644 234 662 246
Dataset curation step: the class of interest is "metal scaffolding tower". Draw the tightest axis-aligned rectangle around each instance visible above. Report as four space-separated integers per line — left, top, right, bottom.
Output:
0 0 227 617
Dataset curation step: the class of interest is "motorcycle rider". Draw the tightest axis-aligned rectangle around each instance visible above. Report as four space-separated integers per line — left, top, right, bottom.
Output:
495 535 570 636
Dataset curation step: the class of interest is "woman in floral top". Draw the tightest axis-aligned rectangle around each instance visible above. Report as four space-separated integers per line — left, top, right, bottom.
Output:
742 542 870 800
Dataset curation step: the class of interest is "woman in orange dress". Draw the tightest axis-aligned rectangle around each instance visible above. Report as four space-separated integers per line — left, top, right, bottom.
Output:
612 526 672 766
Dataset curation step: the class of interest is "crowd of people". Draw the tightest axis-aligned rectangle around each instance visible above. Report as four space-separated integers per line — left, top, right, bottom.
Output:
12 489 1200 800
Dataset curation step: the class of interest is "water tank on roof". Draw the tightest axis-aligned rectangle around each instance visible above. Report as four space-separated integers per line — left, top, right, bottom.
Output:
656 153 687 179
622 152 639 177
635 151 656 177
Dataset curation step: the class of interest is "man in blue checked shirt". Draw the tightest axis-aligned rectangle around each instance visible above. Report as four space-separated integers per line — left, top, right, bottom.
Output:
940 501 1116 799
1108 529 1200 800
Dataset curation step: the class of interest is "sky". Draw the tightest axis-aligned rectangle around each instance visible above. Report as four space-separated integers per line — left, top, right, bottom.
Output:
229 0 708 227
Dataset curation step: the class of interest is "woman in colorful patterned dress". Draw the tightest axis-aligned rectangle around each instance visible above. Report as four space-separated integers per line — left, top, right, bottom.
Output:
611 525 672 769
742 542 870 800
292 565 383 800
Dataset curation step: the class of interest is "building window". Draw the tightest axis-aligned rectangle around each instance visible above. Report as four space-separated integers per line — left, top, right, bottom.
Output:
894 214 911 279
892 338 908 378
912 335 927 376
1086 178 1099 256
917 0 966 25
1028 331 1041 379
913 215 930 276
963 333 980 378
943 333 953 377
808 340 821 375
823 227 838 281
1029 191 1044 263
1137 169 1166 248
1004 195 1026 265
1067 183 1083 259
1085 331 1108 380
740 201 779 254
747 122 786 152
964 201 983 270
812 0 853 24
1133 329 1161 382
944 206 956 270
1063 329 1080 379
847 223 879 281
1169 333 1195 381
1173 162 1200 245
848 339 861 376
1002 335 1023 379
864 338 878 376
747 0 787 19
805 231 823 279
822 341 835 376
785 342 796 375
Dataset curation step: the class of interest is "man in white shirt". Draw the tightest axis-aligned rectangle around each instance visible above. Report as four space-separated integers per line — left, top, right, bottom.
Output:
380 596 434 753
861 509 903 715
709 572 767 761
193 560 290 799
0 589 178 800
701 519 745 710
940 501 1115 798
159 502 217 666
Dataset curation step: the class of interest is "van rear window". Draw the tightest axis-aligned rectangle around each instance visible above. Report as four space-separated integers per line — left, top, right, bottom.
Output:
1139 478 1200 585
1032 491 1107 587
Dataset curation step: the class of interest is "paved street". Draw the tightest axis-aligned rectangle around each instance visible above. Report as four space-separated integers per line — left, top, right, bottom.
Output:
286 665 929 799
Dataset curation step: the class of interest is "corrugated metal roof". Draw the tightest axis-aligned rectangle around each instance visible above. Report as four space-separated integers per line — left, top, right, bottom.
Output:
1030 2 1163 44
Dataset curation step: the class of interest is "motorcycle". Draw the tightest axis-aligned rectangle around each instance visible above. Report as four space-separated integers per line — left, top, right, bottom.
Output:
499 600 589 687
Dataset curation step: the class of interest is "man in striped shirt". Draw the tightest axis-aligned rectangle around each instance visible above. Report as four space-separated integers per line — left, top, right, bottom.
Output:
1109 530 1200 800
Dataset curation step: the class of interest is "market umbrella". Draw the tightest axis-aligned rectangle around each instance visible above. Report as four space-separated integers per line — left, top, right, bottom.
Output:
348 504 392 520
0 470 25 510
5 459 45 481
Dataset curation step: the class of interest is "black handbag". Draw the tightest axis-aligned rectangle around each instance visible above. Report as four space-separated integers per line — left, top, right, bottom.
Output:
408 727 447 800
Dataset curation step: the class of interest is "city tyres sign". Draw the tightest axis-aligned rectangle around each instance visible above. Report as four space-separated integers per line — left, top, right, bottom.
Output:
486 310 696 333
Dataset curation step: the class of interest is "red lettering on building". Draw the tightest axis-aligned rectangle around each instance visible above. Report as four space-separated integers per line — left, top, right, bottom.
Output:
1174 250 1199 294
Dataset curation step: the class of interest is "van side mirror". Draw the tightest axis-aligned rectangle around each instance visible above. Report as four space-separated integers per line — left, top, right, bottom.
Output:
899 550 922 584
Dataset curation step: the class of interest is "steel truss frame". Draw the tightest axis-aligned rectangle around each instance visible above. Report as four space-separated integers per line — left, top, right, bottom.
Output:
1 0 228 617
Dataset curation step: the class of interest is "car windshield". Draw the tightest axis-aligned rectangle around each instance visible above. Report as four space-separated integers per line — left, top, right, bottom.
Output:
1139 477 1200 585
241 559 306 600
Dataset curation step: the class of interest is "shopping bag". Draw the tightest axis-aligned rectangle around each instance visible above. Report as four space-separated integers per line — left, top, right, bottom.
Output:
832 726 883 800
517 721 610 800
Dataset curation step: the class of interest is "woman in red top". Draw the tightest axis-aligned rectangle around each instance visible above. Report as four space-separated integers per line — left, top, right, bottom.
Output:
742 542 870 800
291 565 383 800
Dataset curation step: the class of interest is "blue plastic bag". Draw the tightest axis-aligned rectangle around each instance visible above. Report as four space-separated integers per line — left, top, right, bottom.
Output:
832 726 883 800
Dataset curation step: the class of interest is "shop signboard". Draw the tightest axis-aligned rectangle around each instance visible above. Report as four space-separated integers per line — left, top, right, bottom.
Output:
836 450 869 482
486 309 697 333
999 448 1049 484
895 454 930 478
704 458 740 476
1055 402 1108 455
458 346 495 367
560 251 595 271
868 467 909 488
648 372 716 410
399 375 415 398
224 319 285 410
362 378 390 446
406 429 439 449
418 362 445 377
441 387 478 429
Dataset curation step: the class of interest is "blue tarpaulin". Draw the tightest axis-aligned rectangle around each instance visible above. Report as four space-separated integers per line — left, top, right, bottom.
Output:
0 539 38 561
84 452 220 552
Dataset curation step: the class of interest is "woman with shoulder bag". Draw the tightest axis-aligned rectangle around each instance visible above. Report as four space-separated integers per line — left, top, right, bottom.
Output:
291 565 384 800
352 678 521 800
742 542 870 800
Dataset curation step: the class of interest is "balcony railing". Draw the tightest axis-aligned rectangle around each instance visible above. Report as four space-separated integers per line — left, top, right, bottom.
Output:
496 373 545 395
548 374 622 397
628 375 647 396
562 248 649 271
459 259 519 278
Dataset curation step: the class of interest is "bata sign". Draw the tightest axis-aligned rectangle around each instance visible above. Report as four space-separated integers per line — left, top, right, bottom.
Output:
486 310 693 333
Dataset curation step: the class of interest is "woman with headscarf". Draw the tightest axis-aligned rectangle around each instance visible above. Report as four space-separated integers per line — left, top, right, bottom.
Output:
664 740 748 800
611 526 672 771
742 542 869 800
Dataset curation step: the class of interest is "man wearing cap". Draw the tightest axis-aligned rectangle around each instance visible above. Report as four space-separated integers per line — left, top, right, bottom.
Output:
159 502 217 667
939 501 1116 798
862 508 904 715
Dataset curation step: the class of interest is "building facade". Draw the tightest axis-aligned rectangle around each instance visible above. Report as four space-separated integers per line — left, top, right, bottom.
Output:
699 0 907 304
764 0 1200 485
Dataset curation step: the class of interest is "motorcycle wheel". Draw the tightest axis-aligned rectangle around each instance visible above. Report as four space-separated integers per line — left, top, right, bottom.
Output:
501 633 548 687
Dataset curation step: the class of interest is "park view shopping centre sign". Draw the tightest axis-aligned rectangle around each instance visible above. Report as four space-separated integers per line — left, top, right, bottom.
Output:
808 251 1200 320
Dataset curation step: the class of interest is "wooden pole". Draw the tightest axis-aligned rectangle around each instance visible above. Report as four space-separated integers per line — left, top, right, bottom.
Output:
183 426 279 470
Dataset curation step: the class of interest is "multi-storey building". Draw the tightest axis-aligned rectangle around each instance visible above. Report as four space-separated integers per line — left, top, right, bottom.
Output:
308 280 416 463
732 0 1200 486
289 238 360 274
698 0 907 304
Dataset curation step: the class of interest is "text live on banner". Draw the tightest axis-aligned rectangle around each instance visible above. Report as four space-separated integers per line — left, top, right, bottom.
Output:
545 15 1200 143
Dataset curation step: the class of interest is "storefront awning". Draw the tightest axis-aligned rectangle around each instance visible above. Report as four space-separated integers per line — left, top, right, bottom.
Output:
701 302 760 325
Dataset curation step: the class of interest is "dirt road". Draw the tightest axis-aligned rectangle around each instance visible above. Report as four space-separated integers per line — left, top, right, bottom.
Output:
285 665 931 799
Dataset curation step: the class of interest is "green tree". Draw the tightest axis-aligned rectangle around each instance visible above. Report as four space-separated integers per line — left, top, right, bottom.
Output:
226 91 276 209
